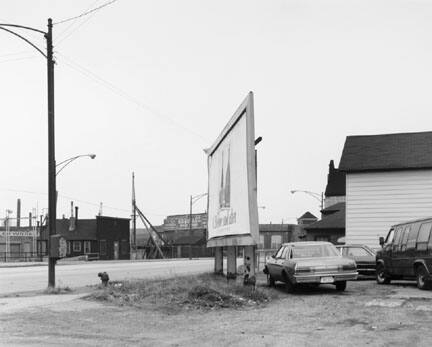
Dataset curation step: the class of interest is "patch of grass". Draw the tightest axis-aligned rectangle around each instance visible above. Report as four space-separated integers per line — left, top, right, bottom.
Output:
86 273 272 312
43 286 73 295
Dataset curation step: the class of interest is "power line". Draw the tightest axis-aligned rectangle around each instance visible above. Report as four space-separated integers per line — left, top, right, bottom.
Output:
56 52 208 143
53 0 119 25
0 188 167 217
55 0 101 45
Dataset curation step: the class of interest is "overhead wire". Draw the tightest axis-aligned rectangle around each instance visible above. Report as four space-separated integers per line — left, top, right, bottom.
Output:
53 0 119 25
0 188 166 217
55 52 208 143
55 0 101 45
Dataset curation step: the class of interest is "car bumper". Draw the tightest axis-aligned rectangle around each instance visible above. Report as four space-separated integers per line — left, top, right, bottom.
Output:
293 271 358 284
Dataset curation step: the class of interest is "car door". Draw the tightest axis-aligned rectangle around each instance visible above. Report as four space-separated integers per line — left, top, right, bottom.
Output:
267 246 284 279
381 228 395 274
414 222 432 274
273 246 288 280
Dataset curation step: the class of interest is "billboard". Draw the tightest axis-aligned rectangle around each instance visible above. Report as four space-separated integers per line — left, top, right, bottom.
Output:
206 92 259 247
164 213 208 231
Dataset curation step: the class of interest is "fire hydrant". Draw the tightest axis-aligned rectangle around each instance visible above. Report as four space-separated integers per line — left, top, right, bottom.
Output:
98 272 109 286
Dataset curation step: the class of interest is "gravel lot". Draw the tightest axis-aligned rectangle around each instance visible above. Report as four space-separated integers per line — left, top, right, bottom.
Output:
1 277 432 346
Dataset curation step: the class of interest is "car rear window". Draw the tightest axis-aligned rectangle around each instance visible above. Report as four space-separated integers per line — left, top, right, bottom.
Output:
417 222 432 251
291 244 339 258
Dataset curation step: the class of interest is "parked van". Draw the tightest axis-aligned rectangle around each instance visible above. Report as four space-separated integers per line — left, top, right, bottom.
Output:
376 217 432 290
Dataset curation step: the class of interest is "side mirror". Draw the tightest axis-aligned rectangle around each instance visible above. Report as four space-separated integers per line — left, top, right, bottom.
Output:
379 237 385 247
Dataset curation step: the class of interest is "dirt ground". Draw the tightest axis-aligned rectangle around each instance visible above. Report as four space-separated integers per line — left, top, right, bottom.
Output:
1 276 432 347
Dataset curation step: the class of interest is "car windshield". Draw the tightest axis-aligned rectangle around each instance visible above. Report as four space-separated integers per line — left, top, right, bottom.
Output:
292 244 339 258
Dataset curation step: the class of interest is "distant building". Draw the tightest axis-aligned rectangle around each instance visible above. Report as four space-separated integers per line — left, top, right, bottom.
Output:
258 223 302 249
0 214 39 261
339 131 432 248
40 207 130 260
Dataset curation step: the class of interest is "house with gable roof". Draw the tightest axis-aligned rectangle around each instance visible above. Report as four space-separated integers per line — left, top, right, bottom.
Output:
339 131 432 248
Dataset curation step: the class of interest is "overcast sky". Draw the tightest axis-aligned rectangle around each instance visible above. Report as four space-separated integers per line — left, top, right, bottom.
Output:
1 0 432 226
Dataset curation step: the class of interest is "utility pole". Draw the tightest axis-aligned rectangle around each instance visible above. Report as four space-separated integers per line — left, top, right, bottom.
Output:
189 195 193 236
46 18 56 288
132 172 137 250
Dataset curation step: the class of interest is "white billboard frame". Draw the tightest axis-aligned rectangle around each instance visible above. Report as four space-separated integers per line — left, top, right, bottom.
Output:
205 91 259 247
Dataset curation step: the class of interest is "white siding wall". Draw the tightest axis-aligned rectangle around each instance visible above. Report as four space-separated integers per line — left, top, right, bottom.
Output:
346 170 432 248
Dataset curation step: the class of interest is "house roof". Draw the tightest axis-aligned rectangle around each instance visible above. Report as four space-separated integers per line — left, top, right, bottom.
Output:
298 212 317 220
324 160 345 197
304 205 345 231
339 131 432 172
321 202 345 215
55 219 97 240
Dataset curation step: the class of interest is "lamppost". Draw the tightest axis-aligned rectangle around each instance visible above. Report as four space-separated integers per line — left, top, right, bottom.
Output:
0 19 56 287
189 193 208 235
56 154 96 176
290 190 324 210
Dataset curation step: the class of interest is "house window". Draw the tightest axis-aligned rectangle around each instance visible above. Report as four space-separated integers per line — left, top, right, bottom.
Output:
84 241 91 254
73 241 81 252
99 240 106 255
67 241 71 255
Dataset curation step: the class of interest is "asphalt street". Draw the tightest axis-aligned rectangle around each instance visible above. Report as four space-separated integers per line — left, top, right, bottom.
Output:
0 259 217 295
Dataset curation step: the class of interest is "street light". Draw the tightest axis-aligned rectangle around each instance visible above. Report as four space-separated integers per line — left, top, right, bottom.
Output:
189 193 208 234
0 19 56 287
290 190 324 210
56 154 96 176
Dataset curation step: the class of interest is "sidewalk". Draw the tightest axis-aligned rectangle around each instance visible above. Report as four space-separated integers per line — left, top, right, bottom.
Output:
0 257 214 268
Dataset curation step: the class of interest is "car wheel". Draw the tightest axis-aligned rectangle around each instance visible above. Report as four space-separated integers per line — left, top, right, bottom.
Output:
266 274 275 287
416 266 431 290
335 281 347 291
376 263 391 284
283 272 295 293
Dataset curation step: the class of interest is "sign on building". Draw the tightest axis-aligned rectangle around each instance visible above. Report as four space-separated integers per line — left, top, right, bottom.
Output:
205 92 259 247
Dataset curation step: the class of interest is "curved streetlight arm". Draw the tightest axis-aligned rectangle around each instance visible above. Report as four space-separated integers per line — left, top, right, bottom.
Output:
291 190 323 209
0 25 47 58
56 154 96 176
191 192 208 205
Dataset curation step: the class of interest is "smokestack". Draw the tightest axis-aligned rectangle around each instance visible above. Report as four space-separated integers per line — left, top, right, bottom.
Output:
75 206 78 223
17 199 21 228
69 201 76 231
29 212 32 228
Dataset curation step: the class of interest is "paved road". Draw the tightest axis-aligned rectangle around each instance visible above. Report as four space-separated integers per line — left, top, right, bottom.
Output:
0 259 216 295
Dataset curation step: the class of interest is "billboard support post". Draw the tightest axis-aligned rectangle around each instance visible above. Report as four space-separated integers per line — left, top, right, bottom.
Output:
214 247 223 274
226 246 237 278
244 245 256 277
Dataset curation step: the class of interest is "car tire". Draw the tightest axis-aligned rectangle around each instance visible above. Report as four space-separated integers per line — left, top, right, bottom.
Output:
415 266 431 290
283 272 295 293
267 274 275 287
376 263 391 285
335 281 347 291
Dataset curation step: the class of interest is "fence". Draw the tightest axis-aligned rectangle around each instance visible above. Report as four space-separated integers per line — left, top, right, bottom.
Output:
136 245 214 259
0 252 45 262
256 249 277 271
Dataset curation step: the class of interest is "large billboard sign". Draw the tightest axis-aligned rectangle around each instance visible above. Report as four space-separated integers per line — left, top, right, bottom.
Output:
206 92 259 247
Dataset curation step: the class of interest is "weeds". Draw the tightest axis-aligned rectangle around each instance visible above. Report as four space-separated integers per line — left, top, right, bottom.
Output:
86 273 271 312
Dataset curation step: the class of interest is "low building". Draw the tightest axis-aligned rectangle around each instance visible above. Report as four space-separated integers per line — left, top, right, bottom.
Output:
39 208 130 260
258 223 301 249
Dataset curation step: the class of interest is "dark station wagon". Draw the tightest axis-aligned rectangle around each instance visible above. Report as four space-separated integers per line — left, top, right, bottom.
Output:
376 217 432 290
264 242 358 292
